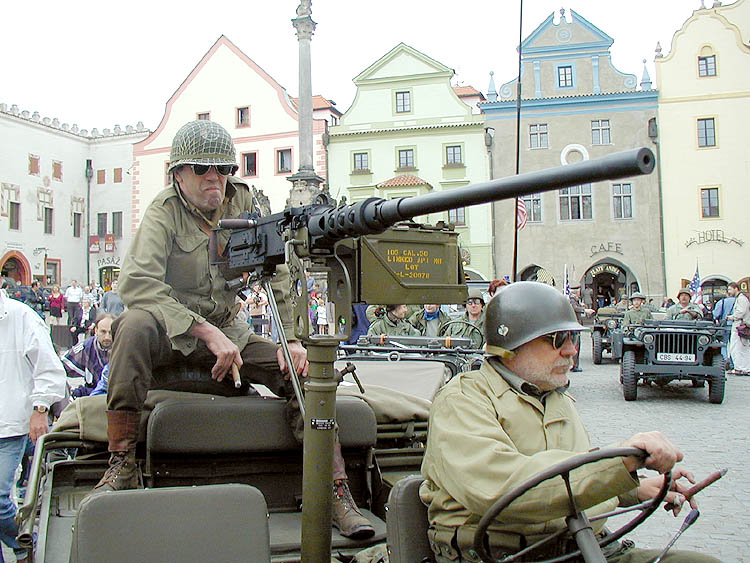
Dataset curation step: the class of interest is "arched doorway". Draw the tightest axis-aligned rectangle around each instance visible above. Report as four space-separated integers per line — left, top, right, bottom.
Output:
584 260 638 309
519 265 555 286
99 266 121 290
701 277 729 304
0 251 31 285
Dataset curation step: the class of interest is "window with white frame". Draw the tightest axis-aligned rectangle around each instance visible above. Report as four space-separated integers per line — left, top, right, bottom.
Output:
557 66 573 87
529 124 548 149
112 211 123 238
97 213 107 237
559 184 592 221
1 183 20 218
522 193 542 222
73 212 82 238
38 188 53 233
698 55 716 77
697 118 716 147
591 120 611 145
353 152 369 171
612 183 633 219
71 197 85 237
448 207 465 226
701 187 719 218
445 145 462 165
395 91 411 113
398 149 415 169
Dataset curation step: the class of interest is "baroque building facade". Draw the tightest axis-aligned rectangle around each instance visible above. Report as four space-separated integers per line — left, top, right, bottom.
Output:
0 103 147 287
482 9 664 304
655 0 750 301
327 43 493 280
132 35 339 230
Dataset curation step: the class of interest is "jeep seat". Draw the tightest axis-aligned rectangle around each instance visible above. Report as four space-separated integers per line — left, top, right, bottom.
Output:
70 484 270 562
386 475 433 563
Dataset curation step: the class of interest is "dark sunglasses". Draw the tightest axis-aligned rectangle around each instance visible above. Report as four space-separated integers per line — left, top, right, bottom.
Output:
191 163 236 176
541 330 580 350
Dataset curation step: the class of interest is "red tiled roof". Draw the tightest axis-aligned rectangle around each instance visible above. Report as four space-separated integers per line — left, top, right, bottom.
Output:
453 85 486 100
377 174 431 188
289 95 341 114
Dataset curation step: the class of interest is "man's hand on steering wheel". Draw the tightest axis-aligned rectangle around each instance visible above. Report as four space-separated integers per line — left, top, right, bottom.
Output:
638 466 698 516
621 431 683 473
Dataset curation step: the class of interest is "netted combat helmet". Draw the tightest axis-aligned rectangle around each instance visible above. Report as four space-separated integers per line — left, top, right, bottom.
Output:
485 281 584 357
168 120 238 174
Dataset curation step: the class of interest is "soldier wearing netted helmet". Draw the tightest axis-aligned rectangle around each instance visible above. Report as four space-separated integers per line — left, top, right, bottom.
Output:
91 120 374 539
420 282 715 562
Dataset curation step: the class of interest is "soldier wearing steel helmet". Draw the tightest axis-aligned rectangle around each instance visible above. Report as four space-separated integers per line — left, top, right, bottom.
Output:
666 288 703 320
623 292 653 327
439 288 486 348
420 282 717 562
91 120 374 539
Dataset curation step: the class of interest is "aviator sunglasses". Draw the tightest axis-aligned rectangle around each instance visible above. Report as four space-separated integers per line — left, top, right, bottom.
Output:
541 330 580 350
190 163 237 176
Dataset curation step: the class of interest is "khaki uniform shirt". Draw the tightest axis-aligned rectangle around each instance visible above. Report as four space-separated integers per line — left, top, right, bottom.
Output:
420 359 639 554
441 312 485 348
622 307 653 326
409 309 451 337
666 303 702 321
118 177 294 356
367 313 420 337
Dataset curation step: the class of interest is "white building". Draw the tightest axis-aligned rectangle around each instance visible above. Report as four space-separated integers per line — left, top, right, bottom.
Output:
0 103 148 287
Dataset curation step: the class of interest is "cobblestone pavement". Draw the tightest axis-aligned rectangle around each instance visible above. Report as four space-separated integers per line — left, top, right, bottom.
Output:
572 331 748 562
4 332 747 562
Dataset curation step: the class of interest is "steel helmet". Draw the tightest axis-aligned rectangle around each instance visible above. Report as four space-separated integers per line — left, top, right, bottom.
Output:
468 287 485 303
630 292 646 300
485 281 583 357
168 120 238 174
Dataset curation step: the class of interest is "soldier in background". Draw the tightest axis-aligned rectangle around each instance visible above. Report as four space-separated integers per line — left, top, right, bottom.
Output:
409 304 450 337
666 289 703 320
622 292 653 327
368 304 420 337
441 288 486 348
568 286 594 372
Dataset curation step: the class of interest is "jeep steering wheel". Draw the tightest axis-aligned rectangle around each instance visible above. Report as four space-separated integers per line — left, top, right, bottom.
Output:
473 447 671 563
438 320 484 347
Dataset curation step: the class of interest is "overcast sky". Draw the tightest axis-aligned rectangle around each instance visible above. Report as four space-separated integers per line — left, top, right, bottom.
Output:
1 0 702 132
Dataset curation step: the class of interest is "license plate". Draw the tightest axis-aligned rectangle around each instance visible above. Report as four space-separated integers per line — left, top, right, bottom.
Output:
657 353 695 363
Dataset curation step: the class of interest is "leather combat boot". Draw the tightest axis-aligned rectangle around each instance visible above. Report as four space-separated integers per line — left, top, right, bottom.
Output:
332 479 375 539
91 410 140 493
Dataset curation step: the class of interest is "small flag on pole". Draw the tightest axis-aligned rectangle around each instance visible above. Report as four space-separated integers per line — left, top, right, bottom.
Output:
687 264 703 304
516 198 528 231
563 264 570 296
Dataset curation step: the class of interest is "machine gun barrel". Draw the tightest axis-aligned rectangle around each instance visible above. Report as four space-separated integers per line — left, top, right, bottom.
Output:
308 147 654 242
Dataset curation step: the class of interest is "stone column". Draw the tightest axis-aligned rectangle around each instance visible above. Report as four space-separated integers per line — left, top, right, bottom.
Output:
288 1 325 207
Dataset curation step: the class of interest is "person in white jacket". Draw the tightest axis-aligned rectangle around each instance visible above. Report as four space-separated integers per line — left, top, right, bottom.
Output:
0 289 66 562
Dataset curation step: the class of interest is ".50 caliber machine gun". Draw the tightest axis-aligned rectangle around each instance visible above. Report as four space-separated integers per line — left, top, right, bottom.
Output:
209 147 655 562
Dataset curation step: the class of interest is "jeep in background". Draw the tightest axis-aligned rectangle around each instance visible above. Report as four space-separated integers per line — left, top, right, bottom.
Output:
616 319 727 403
591 307 623 364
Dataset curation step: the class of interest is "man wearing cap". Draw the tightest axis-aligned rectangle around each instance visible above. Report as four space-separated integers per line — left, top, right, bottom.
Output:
666 289 703 320
623 292 653 327
367 304 420 337
441 289 486 348
420 282 718 562
90 120 373 538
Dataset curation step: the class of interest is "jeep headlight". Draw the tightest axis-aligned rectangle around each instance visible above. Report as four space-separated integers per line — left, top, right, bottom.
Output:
698 335 710 346
643 334 654 344
606 319 618 329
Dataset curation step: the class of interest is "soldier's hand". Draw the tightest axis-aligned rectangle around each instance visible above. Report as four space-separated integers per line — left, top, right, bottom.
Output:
637 467 697 516
277 340 309 378
622 431 683 474
189 321 242 381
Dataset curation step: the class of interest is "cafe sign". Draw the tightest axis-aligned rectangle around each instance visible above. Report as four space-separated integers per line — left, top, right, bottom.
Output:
590 241 623 257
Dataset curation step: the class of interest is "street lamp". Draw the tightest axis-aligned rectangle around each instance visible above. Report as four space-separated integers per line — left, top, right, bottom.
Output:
85 159 93 285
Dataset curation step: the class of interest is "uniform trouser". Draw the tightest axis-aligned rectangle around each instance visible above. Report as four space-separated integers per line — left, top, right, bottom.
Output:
106 309 347 479
433 546 720 563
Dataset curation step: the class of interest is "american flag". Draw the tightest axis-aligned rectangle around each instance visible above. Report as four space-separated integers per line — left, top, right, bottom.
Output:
687 264 703 304
563 264 570 296
516 198 528 231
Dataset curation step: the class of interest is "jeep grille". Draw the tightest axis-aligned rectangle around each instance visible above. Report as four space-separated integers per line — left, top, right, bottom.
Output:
655 332 698 356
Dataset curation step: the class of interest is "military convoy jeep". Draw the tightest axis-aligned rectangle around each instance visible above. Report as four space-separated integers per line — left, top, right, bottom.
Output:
591 306 623 364
616 319 727 403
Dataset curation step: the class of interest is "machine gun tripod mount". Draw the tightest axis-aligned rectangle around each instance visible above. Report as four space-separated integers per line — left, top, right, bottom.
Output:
209 147 655 562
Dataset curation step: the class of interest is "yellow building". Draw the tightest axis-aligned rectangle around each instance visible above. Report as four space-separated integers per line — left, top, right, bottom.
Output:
655 0 750 301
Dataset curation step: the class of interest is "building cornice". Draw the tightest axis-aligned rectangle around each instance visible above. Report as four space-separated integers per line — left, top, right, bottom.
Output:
480 90 658 113
329 120 484 138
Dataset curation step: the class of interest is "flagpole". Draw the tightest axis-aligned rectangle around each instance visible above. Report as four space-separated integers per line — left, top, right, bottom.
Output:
511 0 524 282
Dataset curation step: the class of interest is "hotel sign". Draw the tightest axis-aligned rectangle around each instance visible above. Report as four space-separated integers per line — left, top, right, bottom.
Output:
685 229 743 248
